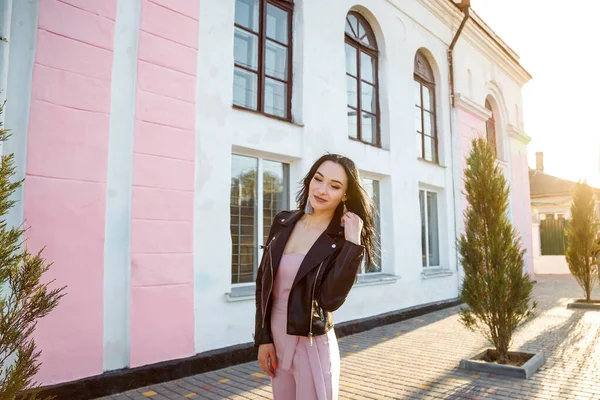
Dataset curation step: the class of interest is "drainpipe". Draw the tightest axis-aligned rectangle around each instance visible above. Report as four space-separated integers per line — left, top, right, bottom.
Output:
447 1 470 296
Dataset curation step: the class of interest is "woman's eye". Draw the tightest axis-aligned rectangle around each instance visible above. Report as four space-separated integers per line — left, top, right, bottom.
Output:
314 177 322 182
331 186 341 190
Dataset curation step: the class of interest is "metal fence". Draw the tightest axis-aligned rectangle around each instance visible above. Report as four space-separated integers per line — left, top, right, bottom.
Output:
540 219 600 256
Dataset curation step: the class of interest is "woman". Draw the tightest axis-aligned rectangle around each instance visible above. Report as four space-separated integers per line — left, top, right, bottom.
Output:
254 154 376 400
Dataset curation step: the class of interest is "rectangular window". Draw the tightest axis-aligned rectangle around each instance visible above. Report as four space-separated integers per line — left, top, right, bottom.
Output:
420 189 440 268
360 178 381 273
233 0 293 120
231 155 290 284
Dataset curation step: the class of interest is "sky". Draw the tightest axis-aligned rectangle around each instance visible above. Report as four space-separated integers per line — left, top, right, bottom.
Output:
470 0 600 188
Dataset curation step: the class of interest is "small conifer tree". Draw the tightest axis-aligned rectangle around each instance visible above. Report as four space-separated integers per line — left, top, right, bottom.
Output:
458 137 536 364
565 181 598 302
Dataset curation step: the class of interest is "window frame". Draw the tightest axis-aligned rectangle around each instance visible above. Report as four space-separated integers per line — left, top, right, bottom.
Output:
414 52 438 163
419 189 440 268
344 11 381 147
230 154 291 286
485 99 498 157
233 0 294 121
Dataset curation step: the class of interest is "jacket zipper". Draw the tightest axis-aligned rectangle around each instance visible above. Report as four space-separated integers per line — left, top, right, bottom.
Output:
261 236 276 329
308 261 324 346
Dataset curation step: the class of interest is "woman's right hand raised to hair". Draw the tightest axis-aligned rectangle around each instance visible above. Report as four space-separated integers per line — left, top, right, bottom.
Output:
257 343 277 378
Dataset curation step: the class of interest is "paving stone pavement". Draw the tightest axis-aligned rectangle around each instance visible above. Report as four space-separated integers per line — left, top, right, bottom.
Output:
98 275 600 400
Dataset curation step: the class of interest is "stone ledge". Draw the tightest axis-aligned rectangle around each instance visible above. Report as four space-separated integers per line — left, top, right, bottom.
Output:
567 300 600 311
459 349 546 379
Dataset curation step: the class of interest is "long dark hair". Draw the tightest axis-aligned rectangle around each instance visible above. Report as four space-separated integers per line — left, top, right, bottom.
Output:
296 154 378 269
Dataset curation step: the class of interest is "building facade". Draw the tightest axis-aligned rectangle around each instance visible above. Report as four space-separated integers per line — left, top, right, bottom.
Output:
1 0 533 388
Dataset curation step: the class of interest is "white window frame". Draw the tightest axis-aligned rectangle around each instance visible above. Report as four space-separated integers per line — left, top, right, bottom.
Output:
231 154 290 287
420 188 440 268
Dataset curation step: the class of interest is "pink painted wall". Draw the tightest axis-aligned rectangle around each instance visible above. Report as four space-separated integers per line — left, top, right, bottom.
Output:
129 0 199 367
457 108 534 276
24 0 117 384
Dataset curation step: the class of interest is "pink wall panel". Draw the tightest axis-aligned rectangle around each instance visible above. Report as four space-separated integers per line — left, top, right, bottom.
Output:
137 61 196 103
147 0 200 20
138 31 197 75
27 100 109 182
134 121 195 161
129 0 198 368
25 0 116 384
38 0 115 50
130 285 195 367
32 65 112 113
140 0 199 48
132 187 194 221
36 30 113 80
56 0 118 20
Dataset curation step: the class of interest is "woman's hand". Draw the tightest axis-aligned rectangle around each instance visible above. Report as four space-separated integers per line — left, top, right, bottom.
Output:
342 211 363 245
257 343 277 378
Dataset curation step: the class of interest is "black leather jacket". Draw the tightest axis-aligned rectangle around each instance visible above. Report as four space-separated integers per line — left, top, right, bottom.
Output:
254 209 365 347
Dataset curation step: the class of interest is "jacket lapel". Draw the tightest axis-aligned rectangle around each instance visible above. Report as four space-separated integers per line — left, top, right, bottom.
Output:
291 207 345 289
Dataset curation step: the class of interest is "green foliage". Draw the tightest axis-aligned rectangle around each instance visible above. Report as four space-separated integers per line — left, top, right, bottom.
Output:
565 182 598 301
0 98 66 400
458 137 536 364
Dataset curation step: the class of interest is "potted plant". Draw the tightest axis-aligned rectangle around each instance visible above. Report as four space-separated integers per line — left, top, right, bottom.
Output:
457 137 543 379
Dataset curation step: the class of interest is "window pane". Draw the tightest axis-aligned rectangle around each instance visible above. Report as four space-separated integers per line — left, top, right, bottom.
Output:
233 67 258 110
415 106 422 134
360 52 375 84
419 190 427 267
235 0 259 32
347 107 358 139
345 44 357 76
361 112 376 144
346 14 359 37
423 86 433 112
426 192 440 266
347 76 358 108
265 40 288 80
266 4 288 44
361 83 375 113
264 77 287 118
423 111 433 136
424 135 434 162
417 132 424 159
361 178 381 273
414 80 421 107
231 155 258 284
263 161 289 243
234 28 258 70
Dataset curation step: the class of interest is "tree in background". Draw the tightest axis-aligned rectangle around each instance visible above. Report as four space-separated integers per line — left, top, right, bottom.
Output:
566 181 598 302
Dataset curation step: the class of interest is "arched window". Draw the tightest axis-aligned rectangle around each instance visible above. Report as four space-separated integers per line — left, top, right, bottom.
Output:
414 51 437 163
345 12 380 146
485 98 497 156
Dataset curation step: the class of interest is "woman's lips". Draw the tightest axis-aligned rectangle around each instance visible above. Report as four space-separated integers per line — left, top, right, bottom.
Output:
313 195 327 203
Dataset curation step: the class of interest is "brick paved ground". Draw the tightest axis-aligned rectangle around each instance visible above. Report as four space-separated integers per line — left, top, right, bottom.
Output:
99 275 600 400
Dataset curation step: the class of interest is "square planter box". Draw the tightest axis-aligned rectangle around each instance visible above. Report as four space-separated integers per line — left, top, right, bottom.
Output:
459 349 545 379
567 300 600 310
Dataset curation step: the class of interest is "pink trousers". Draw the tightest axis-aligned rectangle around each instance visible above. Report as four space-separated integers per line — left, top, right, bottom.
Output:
270 254 340 400
271 329 340 400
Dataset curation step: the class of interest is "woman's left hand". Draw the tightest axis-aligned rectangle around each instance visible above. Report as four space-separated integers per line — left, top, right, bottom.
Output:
342 212 363 245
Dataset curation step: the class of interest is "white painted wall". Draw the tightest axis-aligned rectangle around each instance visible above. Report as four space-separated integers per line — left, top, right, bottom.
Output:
193 0 531 354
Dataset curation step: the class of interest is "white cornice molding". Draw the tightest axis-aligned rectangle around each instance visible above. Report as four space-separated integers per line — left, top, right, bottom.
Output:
415 0 532 86
454 94 491 121
507 124 532 145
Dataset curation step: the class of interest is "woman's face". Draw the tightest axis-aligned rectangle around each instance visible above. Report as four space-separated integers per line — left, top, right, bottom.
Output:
308 161 348 213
